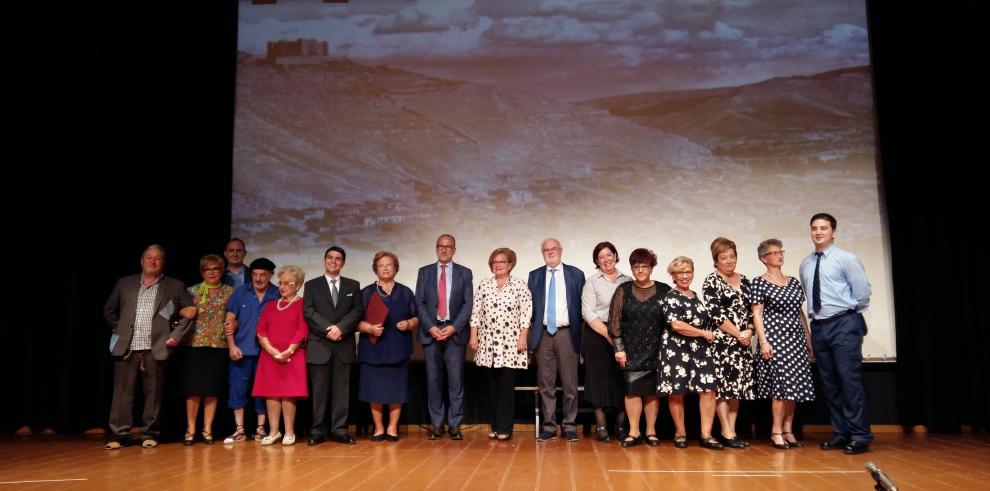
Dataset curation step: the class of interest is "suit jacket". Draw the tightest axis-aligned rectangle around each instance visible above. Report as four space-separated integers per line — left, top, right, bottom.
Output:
415 262 474 346
103 274 195 361
528 263 586 352
303 275 363 365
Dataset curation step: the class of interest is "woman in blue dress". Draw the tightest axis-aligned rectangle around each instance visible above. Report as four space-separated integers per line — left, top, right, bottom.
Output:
357 251 419 442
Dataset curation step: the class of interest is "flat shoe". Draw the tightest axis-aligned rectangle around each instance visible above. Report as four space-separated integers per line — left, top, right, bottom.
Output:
700 437 724 450
620 435 643 448
183 431 195 446
370 433 387 442
282 434 296 445
644 435 661 447
141 438 158 448
104 441 123 450
261 431 283 446
385 433 400 443
595 426 612 442
201 431 214 445
672 435 688 449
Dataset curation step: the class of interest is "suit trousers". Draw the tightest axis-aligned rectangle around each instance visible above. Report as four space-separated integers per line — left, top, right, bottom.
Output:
482 366 518 435
109 350 166 440
308 356 351 436
536 327 579 433
423 340 466 429
811 312 873 444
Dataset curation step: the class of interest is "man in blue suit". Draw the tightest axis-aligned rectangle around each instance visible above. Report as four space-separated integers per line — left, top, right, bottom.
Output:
528 238 586 442
415 234 474 440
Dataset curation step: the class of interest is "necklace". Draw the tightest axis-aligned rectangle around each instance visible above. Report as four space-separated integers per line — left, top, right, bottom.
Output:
766 271 788 285
376 281 394 297
276 296 298 311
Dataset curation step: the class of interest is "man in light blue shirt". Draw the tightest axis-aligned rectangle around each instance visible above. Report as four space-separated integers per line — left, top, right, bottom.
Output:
798 213 873 454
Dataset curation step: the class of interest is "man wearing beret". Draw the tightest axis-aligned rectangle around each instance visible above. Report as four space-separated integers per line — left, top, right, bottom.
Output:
221 257 281 443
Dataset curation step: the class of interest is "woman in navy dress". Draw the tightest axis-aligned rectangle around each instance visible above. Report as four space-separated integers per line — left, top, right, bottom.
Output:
357 251 419 442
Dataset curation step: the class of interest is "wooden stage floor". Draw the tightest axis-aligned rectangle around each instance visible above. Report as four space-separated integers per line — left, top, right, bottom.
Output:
1 430 988 490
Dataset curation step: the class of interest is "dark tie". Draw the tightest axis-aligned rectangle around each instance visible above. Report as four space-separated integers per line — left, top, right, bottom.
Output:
438 264 448 320
812 252 823 314
547 269 558 335
331 278 339 306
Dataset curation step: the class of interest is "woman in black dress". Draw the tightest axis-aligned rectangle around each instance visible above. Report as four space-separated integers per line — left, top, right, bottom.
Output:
357 251 419 442
659 256 722 450
752 239 815 449
581 241 631 441
609 248 670 448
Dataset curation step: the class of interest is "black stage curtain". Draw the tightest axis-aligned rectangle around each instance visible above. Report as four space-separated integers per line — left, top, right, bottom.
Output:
3 1 985 435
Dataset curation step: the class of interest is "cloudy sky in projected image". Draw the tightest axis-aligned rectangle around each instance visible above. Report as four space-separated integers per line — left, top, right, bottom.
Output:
238 0 870 101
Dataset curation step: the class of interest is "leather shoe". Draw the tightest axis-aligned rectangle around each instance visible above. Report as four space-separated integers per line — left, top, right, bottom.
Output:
428 427 444 440
843 441 870 454
331 433 356 444
307 434 327 446
448 426 463 440
820 437 849 450
370 433 387 442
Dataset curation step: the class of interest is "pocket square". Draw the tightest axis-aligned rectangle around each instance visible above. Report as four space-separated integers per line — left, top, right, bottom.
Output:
346 293 353 297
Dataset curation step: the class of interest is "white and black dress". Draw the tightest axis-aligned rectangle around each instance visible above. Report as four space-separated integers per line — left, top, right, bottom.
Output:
701 272 756 400
751 277 815 402
658 289 719 395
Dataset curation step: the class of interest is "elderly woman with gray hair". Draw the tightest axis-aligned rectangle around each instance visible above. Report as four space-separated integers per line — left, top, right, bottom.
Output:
751 239 815 449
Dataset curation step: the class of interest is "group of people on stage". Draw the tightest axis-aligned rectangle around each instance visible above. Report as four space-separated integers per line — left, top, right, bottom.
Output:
101 213 875 455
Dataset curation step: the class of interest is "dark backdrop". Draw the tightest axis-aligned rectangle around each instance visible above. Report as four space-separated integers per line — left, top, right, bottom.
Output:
3 1 985 436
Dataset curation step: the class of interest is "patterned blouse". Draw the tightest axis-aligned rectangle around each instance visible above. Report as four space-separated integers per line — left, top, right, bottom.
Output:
470 276 533 369
187 283 233 348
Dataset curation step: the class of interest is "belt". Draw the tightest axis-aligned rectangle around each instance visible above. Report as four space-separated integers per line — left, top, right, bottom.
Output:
542 325 569 334
811 310 856 325
436 319 450 326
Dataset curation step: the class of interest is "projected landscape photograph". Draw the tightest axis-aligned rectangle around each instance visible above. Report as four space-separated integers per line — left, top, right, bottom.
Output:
233 0 894 359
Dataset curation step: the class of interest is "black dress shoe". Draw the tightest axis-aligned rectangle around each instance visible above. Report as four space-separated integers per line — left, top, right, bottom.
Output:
595 426 612 442
385 433 399 443
428 427 444 440
448 426 463 440
307 434 327 446
331 433 356 444
370 433 387 442
843 441 870 454
820 437 849 450
700 438 724 450
619 435 643 448
721 433 748 449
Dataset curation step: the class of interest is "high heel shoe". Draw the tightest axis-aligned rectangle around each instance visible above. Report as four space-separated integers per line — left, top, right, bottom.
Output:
183 431 195 446
771 433 790 449
201 430 214 445
261 431 283 446
782 432 804 447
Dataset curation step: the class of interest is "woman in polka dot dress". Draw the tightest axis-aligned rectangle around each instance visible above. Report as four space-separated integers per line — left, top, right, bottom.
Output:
751 239 815 449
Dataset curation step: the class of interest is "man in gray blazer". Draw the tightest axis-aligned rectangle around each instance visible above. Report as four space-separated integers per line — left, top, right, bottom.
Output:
528 238 586 442
415 234 473 440
303 246 363 445
102 244 196 449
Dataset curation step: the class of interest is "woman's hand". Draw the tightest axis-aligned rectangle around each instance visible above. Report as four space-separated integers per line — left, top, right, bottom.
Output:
761 341 774 360
469 334 478 352
516 333 527 353
396 319 410 331
705 330 716 343
615 351 627 368
737 329 752 347
807 346 816 363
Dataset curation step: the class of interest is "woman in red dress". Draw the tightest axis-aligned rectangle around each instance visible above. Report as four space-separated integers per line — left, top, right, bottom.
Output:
252 265 309 445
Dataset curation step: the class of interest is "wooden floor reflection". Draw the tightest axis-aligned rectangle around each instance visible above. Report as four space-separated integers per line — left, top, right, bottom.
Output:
1 430 988 490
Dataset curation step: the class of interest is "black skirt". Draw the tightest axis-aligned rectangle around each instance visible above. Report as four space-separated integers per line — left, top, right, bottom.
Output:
182 347 229 397
623 369 657 398
582 323 625 408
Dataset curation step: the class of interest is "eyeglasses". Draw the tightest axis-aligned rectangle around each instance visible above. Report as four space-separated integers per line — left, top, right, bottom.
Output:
761 250 785 257
491 260 509 265
278 281 297 287
631 264 652 270
542 247 561 254
435 245 454 251
202 267 223 273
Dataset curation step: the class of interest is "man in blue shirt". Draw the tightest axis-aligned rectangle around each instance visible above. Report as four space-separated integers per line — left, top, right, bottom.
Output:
798 213 873 454
222 257 281 443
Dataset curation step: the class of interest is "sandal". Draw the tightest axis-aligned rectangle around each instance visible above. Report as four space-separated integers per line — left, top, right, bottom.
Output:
202 430 214 445
183 431 196 446
496 433 512 441
672 434 688 448
644 434 661 447
488 431 498 440
141 438 158 448
255 425 268 442
104 440 123 450
782 432 804 447
224 425 247 444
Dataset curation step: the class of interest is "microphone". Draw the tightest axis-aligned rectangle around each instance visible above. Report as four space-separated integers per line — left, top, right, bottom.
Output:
865 462 898 491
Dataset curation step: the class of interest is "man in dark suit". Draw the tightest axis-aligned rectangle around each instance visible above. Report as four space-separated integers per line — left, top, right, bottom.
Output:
102 244 196 449
303 246 363 445
415 234 474 440
528 238 586 442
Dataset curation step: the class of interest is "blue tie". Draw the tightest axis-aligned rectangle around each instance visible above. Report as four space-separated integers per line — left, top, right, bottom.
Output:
547 268 557 335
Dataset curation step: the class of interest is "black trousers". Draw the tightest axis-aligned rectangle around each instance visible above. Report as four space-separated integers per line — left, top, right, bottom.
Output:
482 366 518 434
